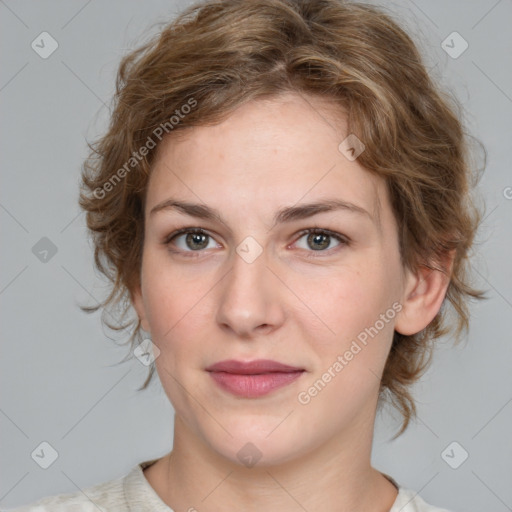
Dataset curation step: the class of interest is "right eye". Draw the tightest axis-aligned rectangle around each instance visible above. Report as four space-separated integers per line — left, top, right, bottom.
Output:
164 227 220 256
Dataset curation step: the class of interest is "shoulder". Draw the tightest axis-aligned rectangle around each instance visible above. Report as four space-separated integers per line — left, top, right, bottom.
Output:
392 487 454 512
3 459 169 512
3 470 128 512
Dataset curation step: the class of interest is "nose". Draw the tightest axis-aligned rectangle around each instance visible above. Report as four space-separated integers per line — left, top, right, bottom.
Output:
215 244 286 339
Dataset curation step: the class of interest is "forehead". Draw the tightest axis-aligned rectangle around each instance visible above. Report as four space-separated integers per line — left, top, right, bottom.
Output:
147 93 386 229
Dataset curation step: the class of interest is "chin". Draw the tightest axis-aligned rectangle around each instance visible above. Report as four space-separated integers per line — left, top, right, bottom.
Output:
202 420 313 470
224 438 304 469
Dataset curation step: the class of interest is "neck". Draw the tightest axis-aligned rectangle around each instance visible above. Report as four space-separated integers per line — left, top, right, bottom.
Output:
145 410 398 512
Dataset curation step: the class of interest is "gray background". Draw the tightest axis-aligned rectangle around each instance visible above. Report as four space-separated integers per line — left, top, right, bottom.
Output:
1 0 511 510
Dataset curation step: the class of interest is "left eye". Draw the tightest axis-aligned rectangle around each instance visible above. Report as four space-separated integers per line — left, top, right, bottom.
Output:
293 229 348 255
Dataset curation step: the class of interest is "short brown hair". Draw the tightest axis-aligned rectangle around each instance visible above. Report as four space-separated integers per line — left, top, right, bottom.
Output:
79 0 485 435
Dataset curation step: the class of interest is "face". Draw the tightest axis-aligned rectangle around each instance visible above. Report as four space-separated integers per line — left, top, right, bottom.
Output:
133 92 411 467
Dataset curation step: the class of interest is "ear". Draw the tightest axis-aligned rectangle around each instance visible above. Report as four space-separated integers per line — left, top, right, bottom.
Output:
394 250 455 336
130 284 150 332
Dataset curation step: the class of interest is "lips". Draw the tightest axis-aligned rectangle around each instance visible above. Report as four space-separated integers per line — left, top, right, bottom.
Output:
205 359 304 374
206 359 305 398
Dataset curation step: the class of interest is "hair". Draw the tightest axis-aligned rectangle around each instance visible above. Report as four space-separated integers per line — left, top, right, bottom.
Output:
79 0 486 436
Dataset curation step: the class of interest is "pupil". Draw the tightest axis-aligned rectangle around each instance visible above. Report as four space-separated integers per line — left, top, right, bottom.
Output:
309 233 329 250
187 233 208 250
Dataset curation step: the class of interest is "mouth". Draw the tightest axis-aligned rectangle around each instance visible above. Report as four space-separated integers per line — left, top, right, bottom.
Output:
205 359 305 398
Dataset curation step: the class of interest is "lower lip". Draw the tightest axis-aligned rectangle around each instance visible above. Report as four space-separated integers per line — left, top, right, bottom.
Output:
208 371 304 398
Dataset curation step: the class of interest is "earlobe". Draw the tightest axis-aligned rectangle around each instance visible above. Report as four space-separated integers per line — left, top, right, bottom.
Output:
394 251 455 336
131 285 150 332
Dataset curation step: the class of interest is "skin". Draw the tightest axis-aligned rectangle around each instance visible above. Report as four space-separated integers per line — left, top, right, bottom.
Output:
132 92 452 512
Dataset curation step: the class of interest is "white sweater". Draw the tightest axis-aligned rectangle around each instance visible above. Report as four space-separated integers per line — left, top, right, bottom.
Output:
5 459 452 512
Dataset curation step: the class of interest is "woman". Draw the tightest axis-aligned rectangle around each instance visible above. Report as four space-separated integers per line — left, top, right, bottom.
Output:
12 0 483 510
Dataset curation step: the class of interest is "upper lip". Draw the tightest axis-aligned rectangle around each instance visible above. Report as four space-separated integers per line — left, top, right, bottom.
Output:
206 359 304 374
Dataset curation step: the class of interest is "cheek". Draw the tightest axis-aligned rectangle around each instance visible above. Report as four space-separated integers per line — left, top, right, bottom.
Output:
296 269 397 417
140 260 205 405
306 265 394 343
140 253 214 366
298 261 399 405
141 250 201 334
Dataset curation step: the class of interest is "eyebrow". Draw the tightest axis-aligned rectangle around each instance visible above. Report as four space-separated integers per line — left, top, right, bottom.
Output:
149 197 375 227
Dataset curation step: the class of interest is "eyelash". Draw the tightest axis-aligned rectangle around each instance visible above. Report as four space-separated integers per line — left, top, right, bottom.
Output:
163 227 349 259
